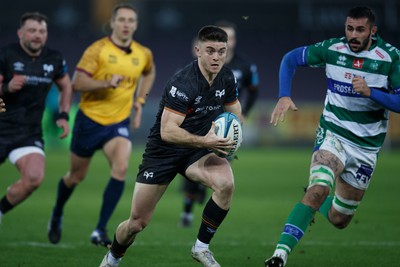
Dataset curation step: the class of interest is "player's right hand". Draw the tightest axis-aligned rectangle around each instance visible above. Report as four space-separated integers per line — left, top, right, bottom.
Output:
270 96 298 126
8 75 26 93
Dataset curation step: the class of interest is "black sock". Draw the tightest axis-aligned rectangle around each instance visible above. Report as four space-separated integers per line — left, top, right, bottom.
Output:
0 196 14 214
197 197 229 244
52 178 75 218
110 234 131 258
183 196 194 213
96 177 124 229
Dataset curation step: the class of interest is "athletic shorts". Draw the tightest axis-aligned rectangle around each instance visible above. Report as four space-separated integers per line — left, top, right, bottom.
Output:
71 109 131 157
314 126 377 190
136 143 212 185
0 133 44 164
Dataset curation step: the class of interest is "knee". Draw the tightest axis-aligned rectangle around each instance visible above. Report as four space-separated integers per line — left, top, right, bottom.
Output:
112 162 128 178
23 169 45 190
214 178 235 198
125 218 148 237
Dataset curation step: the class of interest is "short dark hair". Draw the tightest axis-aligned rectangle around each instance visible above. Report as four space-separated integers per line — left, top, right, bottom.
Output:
197 25 228 43
20 12 48 27
347 6 376 26
111 3 138 21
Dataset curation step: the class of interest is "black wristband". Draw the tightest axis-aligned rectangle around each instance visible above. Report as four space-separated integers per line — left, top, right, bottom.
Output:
1 83 8 95
56 111 69 121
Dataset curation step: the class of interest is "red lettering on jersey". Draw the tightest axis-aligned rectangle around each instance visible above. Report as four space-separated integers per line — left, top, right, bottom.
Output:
352 59 364 69
375 50 384 59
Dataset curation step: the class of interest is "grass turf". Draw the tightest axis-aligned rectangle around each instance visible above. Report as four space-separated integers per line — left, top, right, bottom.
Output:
0 147 399 266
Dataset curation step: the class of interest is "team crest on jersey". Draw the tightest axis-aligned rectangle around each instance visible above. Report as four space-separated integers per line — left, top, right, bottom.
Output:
352 59 364 69
108 55 117 64
215 89 225 98
43 64 54 76
369 61 379 71
13 62 24 71
132 58 139 66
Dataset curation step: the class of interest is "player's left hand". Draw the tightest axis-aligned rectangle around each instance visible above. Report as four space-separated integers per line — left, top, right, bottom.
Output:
352 76 371 97
56 119 70 139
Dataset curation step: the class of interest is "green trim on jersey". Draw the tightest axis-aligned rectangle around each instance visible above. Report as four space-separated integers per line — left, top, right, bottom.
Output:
325 102 386 124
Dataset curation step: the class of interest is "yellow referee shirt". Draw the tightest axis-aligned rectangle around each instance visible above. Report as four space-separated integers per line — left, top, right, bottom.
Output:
76 37 153 125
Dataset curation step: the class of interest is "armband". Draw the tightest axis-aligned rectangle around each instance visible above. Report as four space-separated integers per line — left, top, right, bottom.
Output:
1 83 9 95
136 97 146 105
56 111 69 121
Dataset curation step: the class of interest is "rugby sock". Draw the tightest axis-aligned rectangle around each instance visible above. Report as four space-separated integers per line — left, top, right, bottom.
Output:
197 197 229 245
0 196 14 214
110 234 131 258
183 196 194 213
52 178 75 218
318 195 334 220
276 202 315 254
96 177 124 230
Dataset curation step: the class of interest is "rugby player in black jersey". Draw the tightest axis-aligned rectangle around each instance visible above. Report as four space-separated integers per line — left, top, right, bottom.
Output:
179 20 260 228
0 12 72 223
100 25 242 267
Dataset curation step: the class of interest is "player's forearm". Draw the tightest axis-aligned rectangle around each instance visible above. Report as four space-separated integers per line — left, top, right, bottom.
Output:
136 67 156 104
161 125 204 148
72 71 112 92
55 75 73 113
370 88 400 113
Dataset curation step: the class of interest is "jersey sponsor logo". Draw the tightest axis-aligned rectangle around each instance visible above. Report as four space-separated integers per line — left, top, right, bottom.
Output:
194 105 222 113
328 79 357 96
352 59 364 69
336 44 347 50
344 72 352 80
13 62 24 71
336 55 347 66
143 171 154 180
169 86 189 101
215 89 225 98
355 164 373 185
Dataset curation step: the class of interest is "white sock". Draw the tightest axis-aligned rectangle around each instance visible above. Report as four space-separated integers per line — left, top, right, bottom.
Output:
273 248 288 266
194 239 209 252
107 253 121 265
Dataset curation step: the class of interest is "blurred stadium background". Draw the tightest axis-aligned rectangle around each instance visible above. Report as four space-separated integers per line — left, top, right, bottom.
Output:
1 0 399 149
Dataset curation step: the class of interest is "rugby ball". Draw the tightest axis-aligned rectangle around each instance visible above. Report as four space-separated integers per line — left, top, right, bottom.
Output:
213 112 243 158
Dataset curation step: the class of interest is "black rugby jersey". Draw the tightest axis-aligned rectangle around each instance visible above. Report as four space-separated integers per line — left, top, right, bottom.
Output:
147 60 238 150
0 43 68 136
226 53 259 116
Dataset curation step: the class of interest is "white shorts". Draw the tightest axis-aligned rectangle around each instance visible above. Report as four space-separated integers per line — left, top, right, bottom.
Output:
318 131 377 190
8 146 45 165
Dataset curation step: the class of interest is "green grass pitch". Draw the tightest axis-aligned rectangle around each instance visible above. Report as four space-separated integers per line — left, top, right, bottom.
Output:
0 147 399 266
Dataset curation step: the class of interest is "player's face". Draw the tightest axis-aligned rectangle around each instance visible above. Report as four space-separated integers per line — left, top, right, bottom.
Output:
345 17 376 53
196 41 227 75
111 8 138 44
18 19 48 55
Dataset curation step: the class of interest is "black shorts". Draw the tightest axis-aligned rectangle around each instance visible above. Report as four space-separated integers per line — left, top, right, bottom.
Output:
71 110 130 157
136 143 212 185
0 132 44 164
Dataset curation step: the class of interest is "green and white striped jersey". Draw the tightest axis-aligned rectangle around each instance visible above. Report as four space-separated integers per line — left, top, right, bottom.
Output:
306 35 400 151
